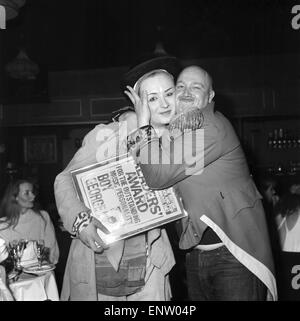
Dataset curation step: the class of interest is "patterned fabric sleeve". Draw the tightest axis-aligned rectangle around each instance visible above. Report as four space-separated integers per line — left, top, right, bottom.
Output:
71 210 93 236
127 125 159 156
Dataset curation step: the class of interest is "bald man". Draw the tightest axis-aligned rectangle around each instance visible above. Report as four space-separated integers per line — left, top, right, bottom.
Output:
131 65 277 301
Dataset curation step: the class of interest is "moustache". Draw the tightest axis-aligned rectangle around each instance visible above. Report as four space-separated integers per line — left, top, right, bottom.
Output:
178 96 194 101
176 98 197 114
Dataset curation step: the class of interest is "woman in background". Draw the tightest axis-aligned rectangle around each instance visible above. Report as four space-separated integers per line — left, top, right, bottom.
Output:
0 179 59 264
255 174 280 219
255 173 282 275
276 193 300 252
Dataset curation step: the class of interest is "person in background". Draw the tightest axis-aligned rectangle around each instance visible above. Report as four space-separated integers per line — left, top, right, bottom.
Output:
54 56 180 301
273 192 300 301
276 193 300 252
126 65 277 301
255 173 282 265
255 173 280 222
0 179 59 265
289 183 300 195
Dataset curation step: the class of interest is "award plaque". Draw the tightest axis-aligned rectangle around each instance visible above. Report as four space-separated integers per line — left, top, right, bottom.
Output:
71 154 186 244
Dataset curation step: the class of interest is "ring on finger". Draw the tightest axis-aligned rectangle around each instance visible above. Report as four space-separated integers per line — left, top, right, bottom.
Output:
95 242 102 249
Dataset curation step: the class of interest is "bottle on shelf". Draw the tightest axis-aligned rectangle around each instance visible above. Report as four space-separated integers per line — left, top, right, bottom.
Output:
282 129 287 149
272 129 278 149
288 161 295 175
292 134 297 147
286 130 292 149
277 128 283 149
267 132 273 149
275 163 284 175
267 128 299 150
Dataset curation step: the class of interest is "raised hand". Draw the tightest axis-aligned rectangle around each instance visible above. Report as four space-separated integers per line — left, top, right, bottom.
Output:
124 86 150 128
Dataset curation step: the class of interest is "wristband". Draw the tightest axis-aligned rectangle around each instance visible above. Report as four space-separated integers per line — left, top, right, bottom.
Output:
72 211 92 236
127 125 158 153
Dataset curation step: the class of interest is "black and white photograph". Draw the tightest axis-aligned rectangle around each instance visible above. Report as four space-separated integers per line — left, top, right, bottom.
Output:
0 0 300 309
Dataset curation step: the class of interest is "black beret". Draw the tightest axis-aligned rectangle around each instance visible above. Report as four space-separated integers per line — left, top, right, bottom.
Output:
122 55 182 90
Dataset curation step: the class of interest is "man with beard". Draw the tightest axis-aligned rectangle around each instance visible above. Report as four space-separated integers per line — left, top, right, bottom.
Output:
126 65 277 301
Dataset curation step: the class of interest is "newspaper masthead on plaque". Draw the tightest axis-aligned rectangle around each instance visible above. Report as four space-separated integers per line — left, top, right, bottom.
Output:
71 154 187 245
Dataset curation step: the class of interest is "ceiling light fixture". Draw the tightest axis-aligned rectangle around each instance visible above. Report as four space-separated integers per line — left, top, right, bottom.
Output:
5 48 39 80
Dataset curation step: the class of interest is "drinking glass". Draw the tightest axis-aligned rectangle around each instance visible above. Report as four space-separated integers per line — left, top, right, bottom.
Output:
8 241 18 271
34 240 45 268
8 239 27 271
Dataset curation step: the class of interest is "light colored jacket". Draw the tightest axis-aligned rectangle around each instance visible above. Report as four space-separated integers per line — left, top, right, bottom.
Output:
54 121 175 301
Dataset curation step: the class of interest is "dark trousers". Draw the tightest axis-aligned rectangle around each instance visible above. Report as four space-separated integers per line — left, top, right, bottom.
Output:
186 245 267 301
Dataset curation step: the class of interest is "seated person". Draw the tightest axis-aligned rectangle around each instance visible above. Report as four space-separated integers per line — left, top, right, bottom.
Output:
0 179 59 265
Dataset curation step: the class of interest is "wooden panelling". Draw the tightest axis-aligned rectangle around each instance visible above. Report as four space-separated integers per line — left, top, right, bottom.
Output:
216 88 267 117
272 86 300 116
2 98 84 125
48 67 127 97
89 96 128 119
1 86 300 126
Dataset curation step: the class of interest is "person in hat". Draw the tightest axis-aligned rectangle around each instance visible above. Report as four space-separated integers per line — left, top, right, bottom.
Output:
125 65 277 301
54 55 180 301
